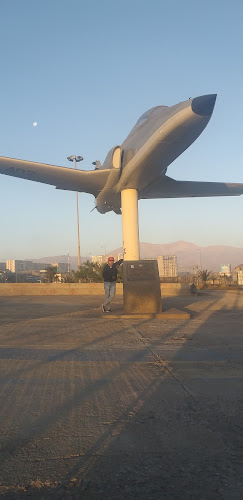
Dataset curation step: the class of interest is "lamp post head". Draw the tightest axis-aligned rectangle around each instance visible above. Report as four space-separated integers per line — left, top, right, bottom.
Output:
67 155 83 162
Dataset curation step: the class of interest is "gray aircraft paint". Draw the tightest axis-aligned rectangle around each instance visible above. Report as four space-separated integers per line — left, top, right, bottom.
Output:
0 94 242 214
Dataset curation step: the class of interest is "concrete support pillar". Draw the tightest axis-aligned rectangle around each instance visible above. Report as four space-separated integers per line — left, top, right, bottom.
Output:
121 189 140 260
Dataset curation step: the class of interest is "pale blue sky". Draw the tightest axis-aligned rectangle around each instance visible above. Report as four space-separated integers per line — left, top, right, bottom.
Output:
0 0 242 260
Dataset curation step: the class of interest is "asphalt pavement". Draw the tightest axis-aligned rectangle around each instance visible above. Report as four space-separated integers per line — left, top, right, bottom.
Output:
0 290 242 499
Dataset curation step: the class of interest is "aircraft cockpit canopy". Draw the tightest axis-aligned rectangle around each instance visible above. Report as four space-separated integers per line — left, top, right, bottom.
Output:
128 106 168 136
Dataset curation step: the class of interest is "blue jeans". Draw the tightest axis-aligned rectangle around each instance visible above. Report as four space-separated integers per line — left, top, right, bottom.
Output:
103 281 116 310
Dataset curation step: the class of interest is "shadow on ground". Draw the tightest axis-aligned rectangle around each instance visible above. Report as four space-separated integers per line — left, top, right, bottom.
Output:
0 291 242 499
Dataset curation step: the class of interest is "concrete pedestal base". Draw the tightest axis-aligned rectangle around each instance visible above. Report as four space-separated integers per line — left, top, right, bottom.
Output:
123 260 162 314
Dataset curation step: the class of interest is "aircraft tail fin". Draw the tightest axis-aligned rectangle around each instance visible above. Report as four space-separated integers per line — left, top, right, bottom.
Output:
140 176 243 199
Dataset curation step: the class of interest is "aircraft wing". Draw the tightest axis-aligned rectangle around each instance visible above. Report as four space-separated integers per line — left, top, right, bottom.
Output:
140 175 243 199
0 156 109 196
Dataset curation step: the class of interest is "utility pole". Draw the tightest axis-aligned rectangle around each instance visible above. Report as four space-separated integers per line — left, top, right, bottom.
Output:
67 155 83 268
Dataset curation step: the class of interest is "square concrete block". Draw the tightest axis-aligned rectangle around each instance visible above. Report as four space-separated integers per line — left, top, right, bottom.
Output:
123 260 162 314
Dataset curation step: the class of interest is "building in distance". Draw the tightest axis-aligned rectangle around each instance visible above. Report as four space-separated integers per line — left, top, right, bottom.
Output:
157 255 178 278
232 264 243 285
5 259 68 275
6 260 33 272
92 255 107 266
51 262 69 273
91 255 121 265
219 264 231 277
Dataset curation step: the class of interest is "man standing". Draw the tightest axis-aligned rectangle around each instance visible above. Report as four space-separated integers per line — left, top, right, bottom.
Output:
102 256 123 313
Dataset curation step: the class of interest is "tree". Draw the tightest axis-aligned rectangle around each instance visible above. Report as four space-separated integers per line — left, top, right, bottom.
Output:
61 260 124 284
63 271 77 283
44 265 58 283
197 269 212 285
74 261 103 283
1 271 15 283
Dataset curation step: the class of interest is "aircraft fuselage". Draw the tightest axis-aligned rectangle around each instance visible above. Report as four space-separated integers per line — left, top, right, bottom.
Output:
1 93 241 216
96 95 217 213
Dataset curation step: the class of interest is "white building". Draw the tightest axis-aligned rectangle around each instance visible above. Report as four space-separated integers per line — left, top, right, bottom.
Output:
6 260 33 272
156 255 178 278
233 264 243 285
92 255 106 265
219 264 231 277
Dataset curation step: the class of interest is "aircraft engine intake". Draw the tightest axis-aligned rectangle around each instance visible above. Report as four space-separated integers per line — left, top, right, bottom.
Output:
102 145 122 171
95 188 121 214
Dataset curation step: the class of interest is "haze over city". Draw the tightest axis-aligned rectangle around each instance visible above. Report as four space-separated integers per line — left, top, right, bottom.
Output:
0 0 242 261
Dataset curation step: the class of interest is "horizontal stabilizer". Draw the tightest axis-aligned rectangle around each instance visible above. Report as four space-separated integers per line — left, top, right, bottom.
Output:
140 176 243 199
0 157 109 196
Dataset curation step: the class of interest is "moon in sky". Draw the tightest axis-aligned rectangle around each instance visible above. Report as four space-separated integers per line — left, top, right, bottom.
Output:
33 122 38 127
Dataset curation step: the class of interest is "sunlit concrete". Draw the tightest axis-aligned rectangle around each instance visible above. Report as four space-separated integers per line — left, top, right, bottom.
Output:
0 290 242 499
0 282 190 296
121 189 140 260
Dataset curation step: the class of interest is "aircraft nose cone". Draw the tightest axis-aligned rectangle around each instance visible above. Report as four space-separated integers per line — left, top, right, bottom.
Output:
191 94 217 116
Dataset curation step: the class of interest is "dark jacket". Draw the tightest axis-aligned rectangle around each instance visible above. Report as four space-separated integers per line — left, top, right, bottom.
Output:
102 259 123 282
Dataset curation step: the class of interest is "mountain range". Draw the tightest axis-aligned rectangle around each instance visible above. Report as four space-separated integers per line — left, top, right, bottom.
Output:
32 241 243 271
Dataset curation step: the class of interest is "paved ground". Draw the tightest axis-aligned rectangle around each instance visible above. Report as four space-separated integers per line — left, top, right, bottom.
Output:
0 291 242 499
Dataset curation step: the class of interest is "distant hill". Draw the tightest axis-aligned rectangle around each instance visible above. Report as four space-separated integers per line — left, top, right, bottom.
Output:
109 241 243 271
32 255 80 270
31 241 243 271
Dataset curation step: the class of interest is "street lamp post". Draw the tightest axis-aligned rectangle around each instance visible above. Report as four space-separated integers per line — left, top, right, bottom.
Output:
67 155 83 268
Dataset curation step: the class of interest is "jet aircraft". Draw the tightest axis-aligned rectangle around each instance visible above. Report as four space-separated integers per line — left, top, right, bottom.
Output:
0 94 243 214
